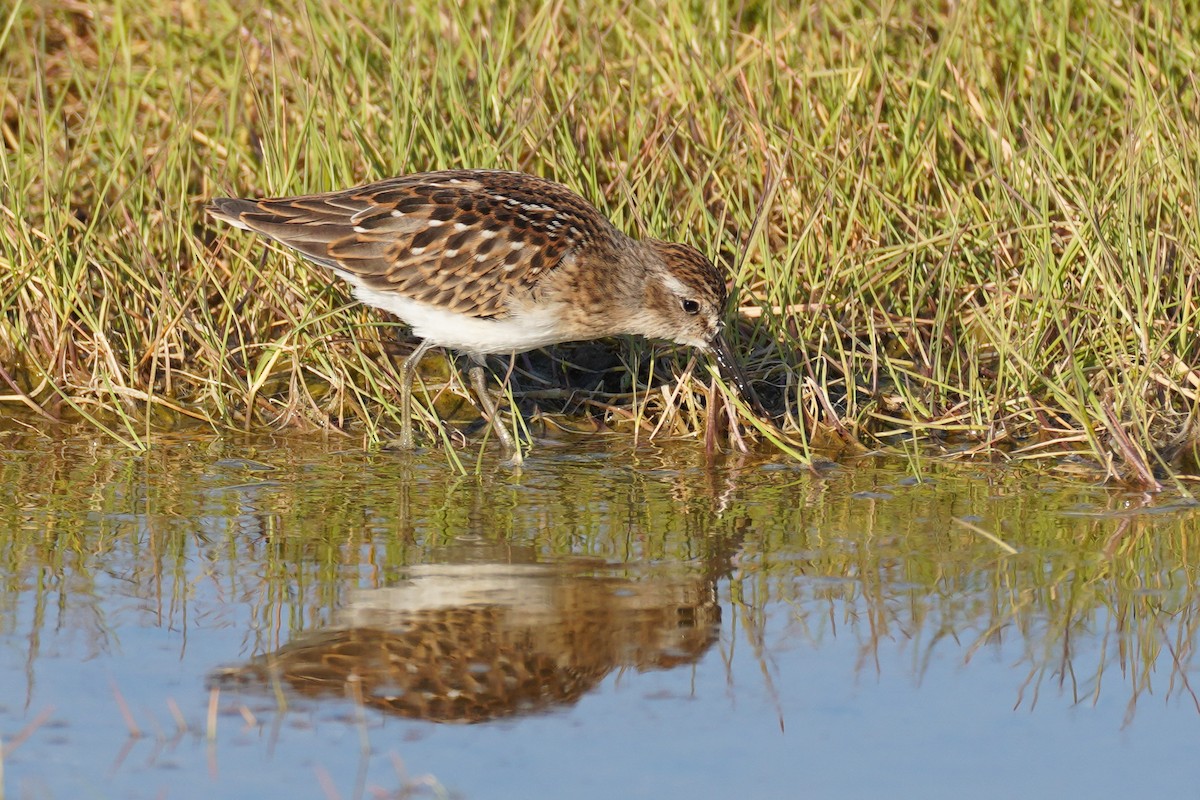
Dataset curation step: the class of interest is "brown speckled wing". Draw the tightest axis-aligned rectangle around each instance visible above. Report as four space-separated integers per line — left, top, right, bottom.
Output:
208 170 616 319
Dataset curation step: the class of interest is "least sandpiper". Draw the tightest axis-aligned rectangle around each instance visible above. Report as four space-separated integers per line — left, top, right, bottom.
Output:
208 169 756 457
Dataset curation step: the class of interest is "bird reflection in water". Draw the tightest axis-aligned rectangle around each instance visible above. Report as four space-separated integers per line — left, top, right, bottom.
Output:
211 557 722 723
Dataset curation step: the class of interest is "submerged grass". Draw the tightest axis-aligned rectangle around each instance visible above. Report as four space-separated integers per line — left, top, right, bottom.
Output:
2 0 1200 482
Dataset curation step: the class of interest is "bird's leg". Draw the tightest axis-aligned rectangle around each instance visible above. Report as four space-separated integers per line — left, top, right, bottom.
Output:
468 356 521 463
397 339 435 449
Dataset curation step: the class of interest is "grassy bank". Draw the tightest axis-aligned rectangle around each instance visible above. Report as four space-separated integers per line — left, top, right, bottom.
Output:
2 0 1199 482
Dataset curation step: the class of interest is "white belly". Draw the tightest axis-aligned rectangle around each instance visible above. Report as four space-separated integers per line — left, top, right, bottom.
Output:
350 283 572 356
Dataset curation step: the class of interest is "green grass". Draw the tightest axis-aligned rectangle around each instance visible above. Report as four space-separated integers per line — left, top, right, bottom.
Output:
2 0 1200 482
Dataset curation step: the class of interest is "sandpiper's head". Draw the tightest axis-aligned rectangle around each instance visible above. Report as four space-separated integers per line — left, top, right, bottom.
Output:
641 241 759 405
641 240 729 350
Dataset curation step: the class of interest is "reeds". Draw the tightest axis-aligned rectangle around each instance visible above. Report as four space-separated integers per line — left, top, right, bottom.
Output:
2 1 1199 482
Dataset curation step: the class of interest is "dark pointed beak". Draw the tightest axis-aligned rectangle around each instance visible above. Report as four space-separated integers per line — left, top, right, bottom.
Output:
708 330 771 422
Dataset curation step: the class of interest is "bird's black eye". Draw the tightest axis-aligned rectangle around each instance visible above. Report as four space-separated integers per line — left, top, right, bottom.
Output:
682 299 701 315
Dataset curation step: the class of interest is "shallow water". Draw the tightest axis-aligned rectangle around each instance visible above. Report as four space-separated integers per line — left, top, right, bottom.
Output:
1 430 1199 798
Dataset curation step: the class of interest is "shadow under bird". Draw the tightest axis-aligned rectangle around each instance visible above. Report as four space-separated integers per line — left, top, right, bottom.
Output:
208 169 758 458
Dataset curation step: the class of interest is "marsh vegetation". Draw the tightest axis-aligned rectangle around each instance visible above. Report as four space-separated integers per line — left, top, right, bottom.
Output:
2 1 1199 483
